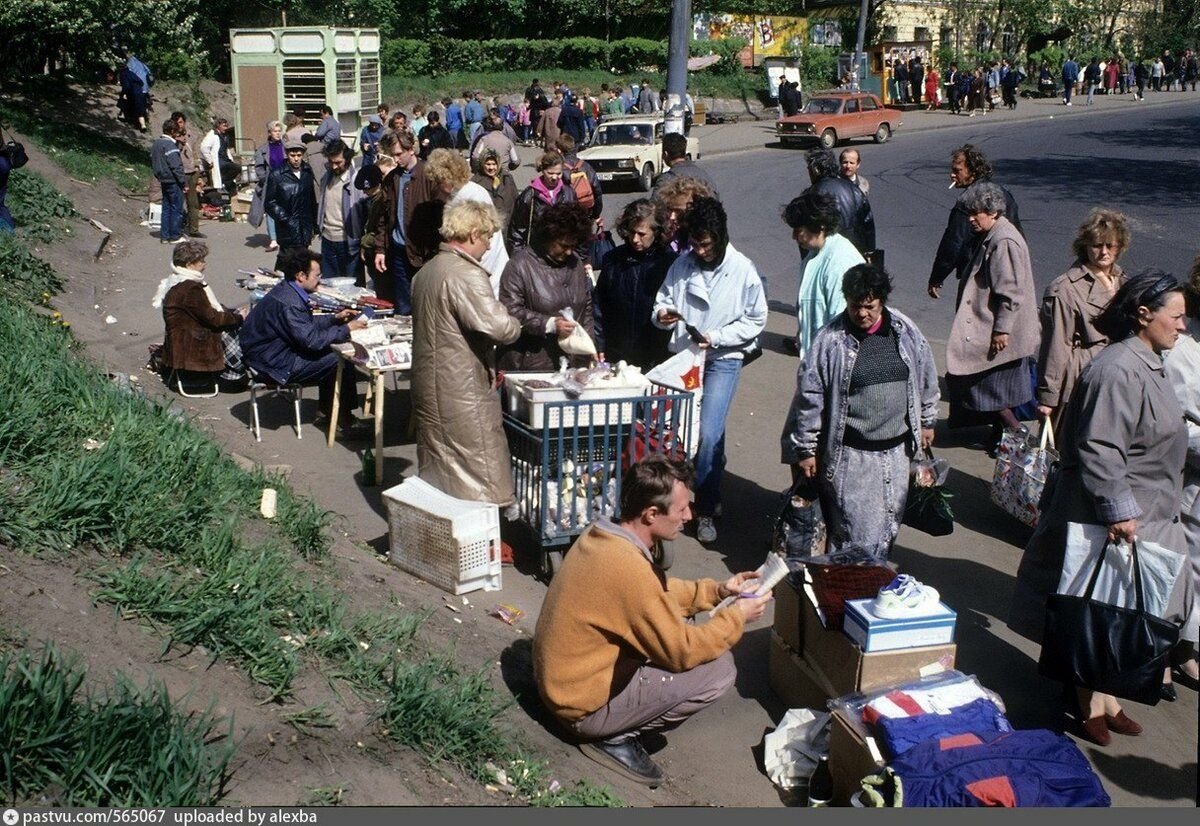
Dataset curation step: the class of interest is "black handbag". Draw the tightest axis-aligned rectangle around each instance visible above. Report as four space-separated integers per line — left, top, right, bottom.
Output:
1038 539 1178 705
773 476 826 563
902 449 954 536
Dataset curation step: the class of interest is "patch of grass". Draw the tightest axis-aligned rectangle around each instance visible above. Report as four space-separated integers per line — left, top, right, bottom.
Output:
6 170 77 243
280 703 336 733
300 785 347 806
0 643 235 806
0 100 151 192
0 235 63 304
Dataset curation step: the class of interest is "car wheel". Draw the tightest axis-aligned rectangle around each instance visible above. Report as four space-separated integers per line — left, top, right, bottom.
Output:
819 129 837 149
638 163 654 192
873 124 891 144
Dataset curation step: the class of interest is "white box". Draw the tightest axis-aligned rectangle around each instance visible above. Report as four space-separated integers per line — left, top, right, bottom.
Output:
842 598 956 653
382 477 501 595
503 372 650 429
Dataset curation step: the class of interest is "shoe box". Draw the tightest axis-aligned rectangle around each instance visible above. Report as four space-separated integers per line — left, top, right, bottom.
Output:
842 597 957 653
769 575 956 708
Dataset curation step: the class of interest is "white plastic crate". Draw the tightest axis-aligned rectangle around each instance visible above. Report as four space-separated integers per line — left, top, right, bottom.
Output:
382 477 501 595
504 372 650 429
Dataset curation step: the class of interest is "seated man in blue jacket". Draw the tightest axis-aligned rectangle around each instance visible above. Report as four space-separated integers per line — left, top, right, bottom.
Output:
239 247 371 437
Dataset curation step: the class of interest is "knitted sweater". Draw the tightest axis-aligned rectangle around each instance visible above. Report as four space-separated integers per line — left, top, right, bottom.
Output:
533 521 745 723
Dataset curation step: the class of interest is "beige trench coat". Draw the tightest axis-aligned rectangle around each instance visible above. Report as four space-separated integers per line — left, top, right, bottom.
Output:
411 244 522 506
1035 262 1124 429
947 216 1039 376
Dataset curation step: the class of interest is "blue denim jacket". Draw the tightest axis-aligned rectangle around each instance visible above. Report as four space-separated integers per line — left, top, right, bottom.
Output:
786 307 939 478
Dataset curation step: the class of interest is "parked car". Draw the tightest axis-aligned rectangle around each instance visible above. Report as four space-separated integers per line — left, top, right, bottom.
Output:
577 114 700 191
776 91 901 149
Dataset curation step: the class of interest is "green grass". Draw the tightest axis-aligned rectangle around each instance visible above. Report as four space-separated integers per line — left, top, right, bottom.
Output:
382 68 764 109
0 100 151 192
0 644 234 806
6 169 77 243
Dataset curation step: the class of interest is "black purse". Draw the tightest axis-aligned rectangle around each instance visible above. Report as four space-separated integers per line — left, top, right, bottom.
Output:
902 448 954 537
1038 539 1178 705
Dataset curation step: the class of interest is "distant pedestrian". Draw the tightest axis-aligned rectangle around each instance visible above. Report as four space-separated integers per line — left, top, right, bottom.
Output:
1083 57 1101 106
151 118 187 244
1062 54 1080 104
314 105 342 150
122 49 154 132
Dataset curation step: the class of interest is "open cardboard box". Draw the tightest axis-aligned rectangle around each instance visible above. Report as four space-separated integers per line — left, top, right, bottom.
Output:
830 708 886 806
770 575 956 701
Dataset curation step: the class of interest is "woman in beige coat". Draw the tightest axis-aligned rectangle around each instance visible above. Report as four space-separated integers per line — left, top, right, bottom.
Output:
411 200 522 507
946 182 1039 449
1036 209 1129 436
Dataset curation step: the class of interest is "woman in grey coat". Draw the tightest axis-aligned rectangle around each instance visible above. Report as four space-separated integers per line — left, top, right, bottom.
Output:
788 264 939 560
248 120 287 251
1010 270 1189 746
945 182 1039 449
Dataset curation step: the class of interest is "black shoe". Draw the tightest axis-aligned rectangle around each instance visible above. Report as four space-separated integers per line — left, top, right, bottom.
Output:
337 419 375 440
191 231 207 238
1161 682 1178 703
579 736 664 787
1172 662 1200 691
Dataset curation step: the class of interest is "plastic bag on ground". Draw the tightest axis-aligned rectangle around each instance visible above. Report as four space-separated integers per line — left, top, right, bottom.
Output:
763 708 831 789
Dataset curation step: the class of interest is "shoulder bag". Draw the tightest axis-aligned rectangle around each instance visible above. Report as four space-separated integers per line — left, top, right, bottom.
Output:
1038 538 1179 705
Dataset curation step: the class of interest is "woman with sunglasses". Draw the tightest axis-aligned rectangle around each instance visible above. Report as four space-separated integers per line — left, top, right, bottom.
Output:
1011 269 1190 745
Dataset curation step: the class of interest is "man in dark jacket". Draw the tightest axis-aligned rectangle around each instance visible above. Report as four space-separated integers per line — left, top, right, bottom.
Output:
238 247 368 437
802 148 875 254
372 129 441 314
151 118 187 243
557 96 587 146
417 110 454 160
264 139 318 248
654 132 714 192
779 79 801 116
927 144 1022 302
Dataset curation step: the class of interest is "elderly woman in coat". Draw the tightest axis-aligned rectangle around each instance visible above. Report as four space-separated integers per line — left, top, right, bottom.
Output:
1036 208 1129 436
497 202 594 372
1164 256 1200 690
787 264 939 560
153 240 246 389
945 181 1039 449
1011 270 1190 745
411 200 521 508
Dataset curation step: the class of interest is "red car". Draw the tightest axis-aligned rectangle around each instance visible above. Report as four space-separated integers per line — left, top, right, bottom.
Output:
776 91 901 149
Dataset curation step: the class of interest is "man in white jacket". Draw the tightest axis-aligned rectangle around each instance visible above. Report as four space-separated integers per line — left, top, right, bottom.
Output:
652 197 767 544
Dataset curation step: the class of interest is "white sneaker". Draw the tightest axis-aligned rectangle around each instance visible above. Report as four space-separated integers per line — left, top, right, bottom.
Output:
696 516 717 544
871 575 940 619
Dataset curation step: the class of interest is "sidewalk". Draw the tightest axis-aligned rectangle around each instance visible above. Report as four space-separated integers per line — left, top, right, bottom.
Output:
686 86 1200 159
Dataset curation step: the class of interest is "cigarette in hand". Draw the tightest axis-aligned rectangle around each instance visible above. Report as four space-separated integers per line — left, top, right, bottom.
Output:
948 182 956 190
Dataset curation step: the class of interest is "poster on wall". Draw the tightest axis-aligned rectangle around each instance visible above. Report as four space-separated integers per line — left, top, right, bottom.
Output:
693 13 806 62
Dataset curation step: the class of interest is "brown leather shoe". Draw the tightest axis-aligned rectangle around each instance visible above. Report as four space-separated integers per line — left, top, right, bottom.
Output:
1104 710 1143 736
1079 716 1111 747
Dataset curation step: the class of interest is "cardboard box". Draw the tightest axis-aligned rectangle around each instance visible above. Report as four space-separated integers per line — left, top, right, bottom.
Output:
799 583 956 696
843 598 957 652
768 630 832 711
772 574 803 653
829 709 885 806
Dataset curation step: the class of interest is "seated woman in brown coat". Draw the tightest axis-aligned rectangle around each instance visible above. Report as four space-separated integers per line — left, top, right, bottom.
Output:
152 240 247 392
497 202 594 372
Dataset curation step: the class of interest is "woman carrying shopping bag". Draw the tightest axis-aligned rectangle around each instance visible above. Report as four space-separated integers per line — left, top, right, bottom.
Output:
1009 270 1191 745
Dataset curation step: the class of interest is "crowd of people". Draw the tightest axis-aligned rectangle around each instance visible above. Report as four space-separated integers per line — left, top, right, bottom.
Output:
136 65 1200 791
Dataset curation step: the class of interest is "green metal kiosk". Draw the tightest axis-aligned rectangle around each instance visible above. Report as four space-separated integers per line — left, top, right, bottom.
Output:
228 26 381 154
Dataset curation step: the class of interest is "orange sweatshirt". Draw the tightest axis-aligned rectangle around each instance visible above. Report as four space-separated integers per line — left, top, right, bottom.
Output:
533 523 746 723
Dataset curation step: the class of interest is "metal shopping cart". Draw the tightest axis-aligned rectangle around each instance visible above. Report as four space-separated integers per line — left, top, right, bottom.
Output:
502 374 697 576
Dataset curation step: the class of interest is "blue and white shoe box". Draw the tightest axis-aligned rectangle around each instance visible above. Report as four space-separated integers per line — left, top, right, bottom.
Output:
842 598 957 652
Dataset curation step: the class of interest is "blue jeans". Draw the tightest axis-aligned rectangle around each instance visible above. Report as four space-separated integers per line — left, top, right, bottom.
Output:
321 236 356 279
266 215 277 242
383 241 411 314
160 180 185 240
694 357 742 516
1086 82 1097 105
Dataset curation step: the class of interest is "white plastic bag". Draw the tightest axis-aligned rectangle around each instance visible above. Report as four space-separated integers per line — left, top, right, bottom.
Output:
763 708 831 789
557 307 597 357
1058 523 1185 619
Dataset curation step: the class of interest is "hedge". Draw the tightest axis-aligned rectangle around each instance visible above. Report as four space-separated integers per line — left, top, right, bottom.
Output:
381 37 731 77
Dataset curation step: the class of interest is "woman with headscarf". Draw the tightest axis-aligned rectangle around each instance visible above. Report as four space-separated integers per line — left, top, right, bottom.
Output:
472 147 519 235
1011 270 1190 743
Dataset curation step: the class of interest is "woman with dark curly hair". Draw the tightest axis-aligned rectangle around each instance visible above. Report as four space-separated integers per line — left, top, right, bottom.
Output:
593 199 676 368
498 202 595 372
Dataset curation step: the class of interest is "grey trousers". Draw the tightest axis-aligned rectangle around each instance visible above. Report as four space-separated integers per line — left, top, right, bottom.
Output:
571 651 736 742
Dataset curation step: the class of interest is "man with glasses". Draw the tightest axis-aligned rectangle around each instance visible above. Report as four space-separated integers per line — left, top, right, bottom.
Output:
264 139 318 250
372 130 438 313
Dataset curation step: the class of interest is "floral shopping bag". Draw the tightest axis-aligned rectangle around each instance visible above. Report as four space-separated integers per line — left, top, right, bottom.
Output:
990 422 1058 527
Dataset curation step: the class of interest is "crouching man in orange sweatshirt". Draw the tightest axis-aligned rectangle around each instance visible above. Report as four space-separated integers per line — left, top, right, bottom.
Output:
533 454 773 788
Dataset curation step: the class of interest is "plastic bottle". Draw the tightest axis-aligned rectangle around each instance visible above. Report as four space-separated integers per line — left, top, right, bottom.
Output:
361 448 376 483
807 755 833 807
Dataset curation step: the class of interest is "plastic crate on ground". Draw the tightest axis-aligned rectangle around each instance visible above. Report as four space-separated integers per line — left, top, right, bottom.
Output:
382 476 501 595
